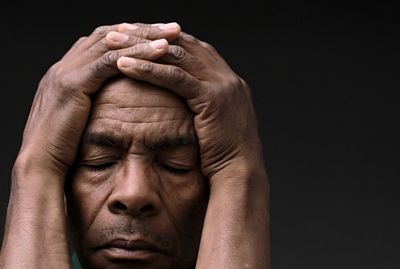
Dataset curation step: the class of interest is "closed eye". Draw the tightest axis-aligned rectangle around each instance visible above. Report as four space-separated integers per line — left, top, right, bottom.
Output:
84 162 116 172
157 164 191 175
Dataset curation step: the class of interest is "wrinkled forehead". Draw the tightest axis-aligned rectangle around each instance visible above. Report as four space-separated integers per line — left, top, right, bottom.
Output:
86 76 196 148
93 76 189 110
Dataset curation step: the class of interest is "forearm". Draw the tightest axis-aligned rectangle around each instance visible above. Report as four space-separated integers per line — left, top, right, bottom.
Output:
196 159 270 269
0 156 71 269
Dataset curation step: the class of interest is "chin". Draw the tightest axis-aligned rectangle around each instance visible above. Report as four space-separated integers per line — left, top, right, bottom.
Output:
78 251 184 269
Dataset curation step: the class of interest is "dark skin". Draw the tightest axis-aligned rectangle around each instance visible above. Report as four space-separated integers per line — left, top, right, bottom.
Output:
66 78 209 269
0 22 270 269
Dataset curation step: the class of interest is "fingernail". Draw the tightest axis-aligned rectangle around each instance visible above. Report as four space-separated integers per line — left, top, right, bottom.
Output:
150 39 168 49
118 23 139 31
106 31 129 42
151 23 165 27
159 22 180 31
118 57 137 68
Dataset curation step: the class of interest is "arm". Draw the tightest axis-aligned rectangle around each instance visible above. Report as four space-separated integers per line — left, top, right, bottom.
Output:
197 159 270 268
114 31 271 268
1 167 71 269
0 23 180 269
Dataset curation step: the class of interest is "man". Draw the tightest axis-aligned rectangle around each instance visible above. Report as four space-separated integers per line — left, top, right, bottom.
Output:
0 22 270 268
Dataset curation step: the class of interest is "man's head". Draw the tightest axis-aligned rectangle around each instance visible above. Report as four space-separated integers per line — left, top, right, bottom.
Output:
66 76 209 269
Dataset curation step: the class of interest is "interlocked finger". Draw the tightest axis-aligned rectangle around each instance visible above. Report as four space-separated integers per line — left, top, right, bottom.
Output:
64 24 121 59
106 22 181 49
158 45 209 79
117 57 202 100
73 39 169 94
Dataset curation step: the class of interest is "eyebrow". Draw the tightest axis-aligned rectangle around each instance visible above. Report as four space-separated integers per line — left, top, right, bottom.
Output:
146 134 197 149
82 132 125 148
82 132 197 149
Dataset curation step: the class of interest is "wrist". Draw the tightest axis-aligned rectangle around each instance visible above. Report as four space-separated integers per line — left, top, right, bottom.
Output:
3 153 71 269
12 149 66 189
209 156 269 190
199 156 270 269
8 146 69 207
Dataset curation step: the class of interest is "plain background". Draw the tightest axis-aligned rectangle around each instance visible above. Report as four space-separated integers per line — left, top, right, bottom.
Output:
1 1 399 268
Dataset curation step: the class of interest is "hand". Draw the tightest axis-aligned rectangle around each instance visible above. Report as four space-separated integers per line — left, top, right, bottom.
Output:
112 31 263 183
112 30 270 269
16 23 181 177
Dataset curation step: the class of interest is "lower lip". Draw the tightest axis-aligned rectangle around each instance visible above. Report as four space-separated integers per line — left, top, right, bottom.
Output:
100 247 164 261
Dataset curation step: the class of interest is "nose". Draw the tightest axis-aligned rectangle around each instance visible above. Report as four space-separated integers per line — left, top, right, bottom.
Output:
107 159 161 217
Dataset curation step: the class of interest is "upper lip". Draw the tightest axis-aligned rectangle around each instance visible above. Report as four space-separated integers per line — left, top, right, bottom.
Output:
99 238 170 255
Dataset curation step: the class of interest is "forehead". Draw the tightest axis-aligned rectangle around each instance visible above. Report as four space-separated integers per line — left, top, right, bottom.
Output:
93 76 189 110
85 77 195 148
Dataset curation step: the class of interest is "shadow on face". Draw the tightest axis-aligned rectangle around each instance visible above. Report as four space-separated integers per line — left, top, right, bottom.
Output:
65 76 209 269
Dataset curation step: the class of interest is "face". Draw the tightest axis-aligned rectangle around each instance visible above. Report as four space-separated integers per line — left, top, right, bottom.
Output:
66 77 209 269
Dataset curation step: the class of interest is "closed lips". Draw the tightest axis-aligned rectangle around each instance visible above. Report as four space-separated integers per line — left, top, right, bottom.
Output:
99 239 170 255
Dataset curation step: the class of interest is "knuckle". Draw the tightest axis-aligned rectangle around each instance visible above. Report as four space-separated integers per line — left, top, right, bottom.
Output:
98 37 108 49
101 51 118 68
46 62 62 77
92 25 110 36
231 75 243 86
42 71 80 105
53 71 75 93
224 75 242 90
139 61 154 73
181 32 198 43
201 41 216 52
239 77 252 96
134 26 158 39
128 36 143 46
44 64 68 89
71 36 87 48
169 45 186 60
219 75 251 101
77 36 87 43
129 43 147 56
238 76 249 89
169 66 187 85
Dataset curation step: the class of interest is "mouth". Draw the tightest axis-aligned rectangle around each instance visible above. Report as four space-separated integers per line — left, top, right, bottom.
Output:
96 239 170 261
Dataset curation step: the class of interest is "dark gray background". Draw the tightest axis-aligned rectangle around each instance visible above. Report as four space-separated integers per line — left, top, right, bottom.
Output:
1 1 399 268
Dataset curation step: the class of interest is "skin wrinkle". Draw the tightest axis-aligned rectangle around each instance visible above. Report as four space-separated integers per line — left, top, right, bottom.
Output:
90 116 189 124
94 108 189 122
1 22 269 269
67 77 208 269
93 102 187 109
86 176 114 241
86 118 195 153
93 83 189 107
72 163 117 234
80 133 197 160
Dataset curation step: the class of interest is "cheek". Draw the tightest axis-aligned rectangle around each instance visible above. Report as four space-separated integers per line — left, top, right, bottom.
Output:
162 171 209 252
66 169 112 241
163 171 208 213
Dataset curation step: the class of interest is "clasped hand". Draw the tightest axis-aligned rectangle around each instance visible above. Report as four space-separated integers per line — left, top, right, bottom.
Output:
18 22 263 185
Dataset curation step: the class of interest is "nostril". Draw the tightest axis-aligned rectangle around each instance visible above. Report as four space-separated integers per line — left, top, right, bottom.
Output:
114 201 127 210
141 204 155 213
